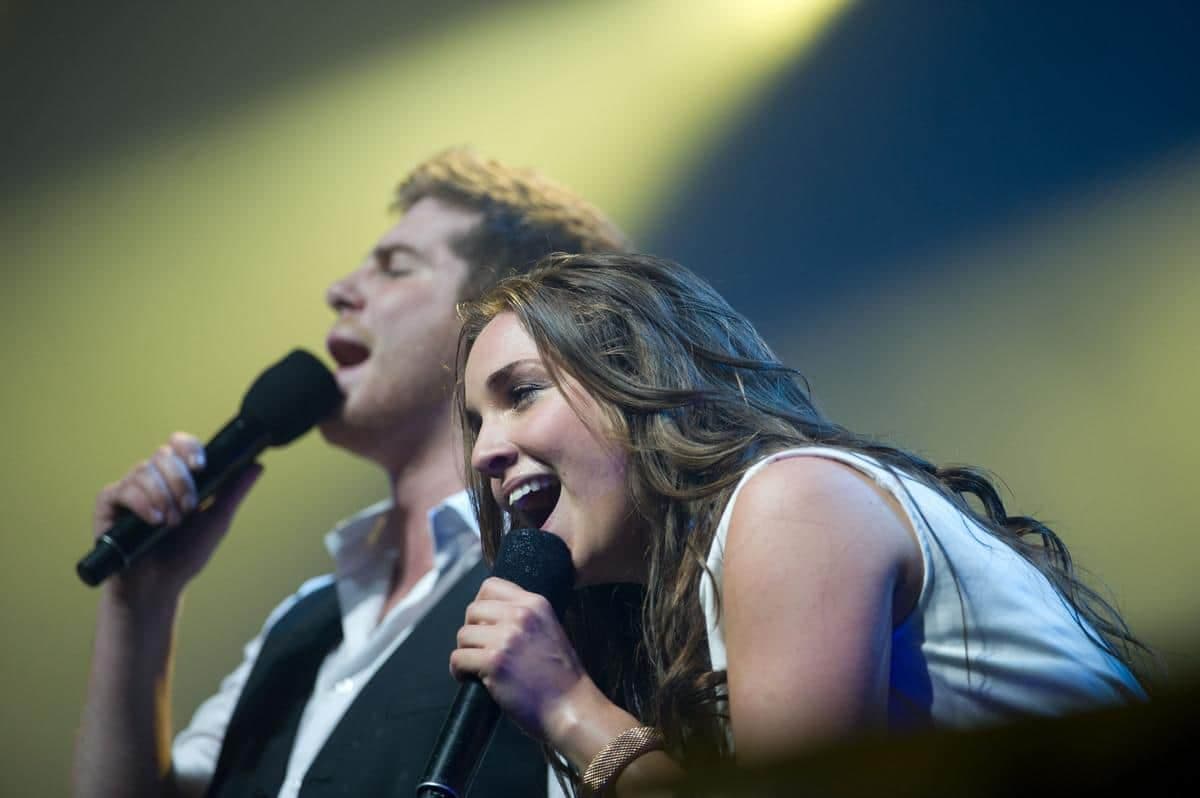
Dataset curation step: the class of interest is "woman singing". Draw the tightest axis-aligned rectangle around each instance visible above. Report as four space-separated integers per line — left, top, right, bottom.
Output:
450 252 1147 796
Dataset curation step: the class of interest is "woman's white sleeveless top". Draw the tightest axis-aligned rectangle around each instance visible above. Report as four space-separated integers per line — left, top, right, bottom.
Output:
698 446 1145 731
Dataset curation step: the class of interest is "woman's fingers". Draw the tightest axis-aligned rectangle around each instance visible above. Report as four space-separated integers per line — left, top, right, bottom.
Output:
475 576 535 600
453 586 564 680
463 597 521 626
450 581 586 741
449 644 502 683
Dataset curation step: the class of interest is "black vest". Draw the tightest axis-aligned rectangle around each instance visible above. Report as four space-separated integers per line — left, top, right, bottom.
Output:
206 560 547 798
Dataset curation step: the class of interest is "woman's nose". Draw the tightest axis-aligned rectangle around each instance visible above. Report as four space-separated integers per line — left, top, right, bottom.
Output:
471 423 518 479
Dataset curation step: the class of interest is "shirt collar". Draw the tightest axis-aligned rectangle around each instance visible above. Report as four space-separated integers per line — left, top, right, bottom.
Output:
429 490 480 571
323 490 480 575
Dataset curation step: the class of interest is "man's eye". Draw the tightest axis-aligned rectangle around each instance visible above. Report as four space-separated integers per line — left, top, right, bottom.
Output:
382 262 412 277
377 252 415 276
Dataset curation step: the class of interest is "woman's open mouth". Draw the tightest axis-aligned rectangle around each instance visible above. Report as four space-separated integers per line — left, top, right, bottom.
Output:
506 476 562 530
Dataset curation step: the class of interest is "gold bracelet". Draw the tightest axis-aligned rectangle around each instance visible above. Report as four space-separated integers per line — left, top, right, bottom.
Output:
581 725 665 797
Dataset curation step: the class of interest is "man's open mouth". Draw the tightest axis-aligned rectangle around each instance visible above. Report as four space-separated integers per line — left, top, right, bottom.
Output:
328 337 370 369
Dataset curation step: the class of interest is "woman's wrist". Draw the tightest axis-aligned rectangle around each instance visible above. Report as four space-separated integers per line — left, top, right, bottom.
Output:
541 676 642 775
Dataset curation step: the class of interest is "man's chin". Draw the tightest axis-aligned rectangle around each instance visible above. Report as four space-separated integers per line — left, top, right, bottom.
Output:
317 413 354 448
317 411 381 460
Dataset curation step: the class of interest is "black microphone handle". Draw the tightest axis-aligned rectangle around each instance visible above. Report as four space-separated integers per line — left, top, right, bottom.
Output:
416 679 503 798
75 415 270 586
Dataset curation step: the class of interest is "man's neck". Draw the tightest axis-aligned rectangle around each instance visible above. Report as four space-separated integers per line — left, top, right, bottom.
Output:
376 418 466 613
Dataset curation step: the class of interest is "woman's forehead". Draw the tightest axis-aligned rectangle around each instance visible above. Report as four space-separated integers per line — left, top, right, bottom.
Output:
464 313 541 391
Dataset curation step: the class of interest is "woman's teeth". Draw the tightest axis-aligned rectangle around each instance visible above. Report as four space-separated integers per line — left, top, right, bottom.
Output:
508 476 555 507
507 476 561 529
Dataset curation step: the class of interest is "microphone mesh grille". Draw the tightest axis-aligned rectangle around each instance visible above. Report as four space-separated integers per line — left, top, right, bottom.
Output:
492 528 576 617
240 349 342 446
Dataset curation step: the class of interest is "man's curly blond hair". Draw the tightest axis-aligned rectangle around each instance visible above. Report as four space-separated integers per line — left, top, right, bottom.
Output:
395 147 632 300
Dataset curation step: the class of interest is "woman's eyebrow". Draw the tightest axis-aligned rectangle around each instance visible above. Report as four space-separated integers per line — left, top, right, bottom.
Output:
485 359 540 394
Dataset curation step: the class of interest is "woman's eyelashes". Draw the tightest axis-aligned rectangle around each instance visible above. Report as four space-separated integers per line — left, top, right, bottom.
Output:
463 377 545 435
508 382 544 409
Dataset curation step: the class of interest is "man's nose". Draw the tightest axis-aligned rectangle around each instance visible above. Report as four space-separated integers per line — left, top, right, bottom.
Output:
325 269 365 313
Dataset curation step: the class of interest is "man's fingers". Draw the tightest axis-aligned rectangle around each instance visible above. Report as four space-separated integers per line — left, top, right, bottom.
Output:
150 447 198 516
167 432 205 471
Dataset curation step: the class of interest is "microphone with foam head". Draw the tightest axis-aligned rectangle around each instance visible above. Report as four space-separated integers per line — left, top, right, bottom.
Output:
417 527 576 798
75 349 342 587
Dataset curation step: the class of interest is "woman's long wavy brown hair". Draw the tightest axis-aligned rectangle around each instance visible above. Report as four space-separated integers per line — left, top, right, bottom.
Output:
454 252 1149 773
